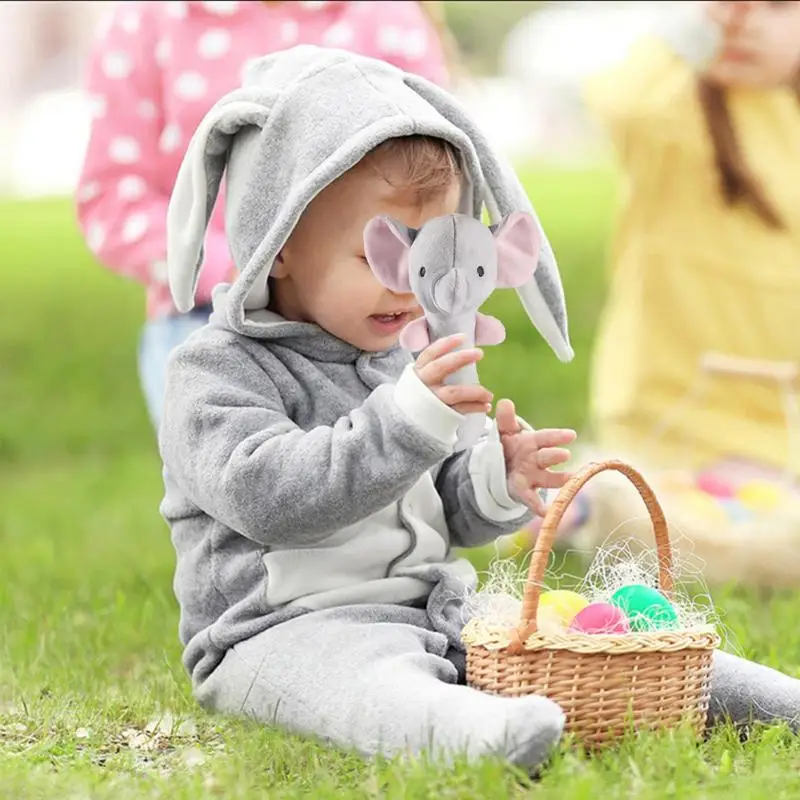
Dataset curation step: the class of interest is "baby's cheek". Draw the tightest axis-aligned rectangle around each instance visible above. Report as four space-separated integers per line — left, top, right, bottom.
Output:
317 267 364 318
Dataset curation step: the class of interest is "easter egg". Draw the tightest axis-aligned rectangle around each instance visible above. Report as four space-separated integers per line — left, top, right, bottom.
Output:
696 472 735 499
610 584 679 632
536 590 590 633
736 480 783 512
568 602 631 635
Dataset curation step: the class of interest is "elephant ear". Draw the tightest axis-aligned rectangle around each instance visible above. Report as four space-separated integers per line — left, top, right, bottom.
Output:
362 215 418 292
490 211 540 289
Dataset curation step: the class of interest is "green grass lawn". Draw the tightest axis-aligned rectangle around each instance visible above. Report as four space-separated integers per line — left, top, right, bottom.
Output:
3 167 800 798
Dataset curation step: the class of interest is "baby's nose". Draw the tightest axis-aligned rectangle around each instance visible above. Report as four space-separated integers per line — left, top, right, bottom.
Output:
390 288 417 303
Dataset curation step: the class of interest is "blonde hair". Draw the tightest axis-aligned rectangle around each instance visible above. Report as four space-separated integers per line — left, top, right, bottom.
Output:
362 135 463 200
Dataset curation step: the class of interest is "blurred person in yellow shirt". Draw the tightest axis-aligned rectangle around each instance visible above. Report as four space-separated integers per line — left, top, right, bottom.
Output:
587 0 800 476
526 2 800 570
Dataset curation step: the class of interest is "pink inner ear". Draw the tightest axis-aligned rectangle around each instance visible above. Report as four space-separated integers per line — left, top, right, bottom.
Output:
474 313 506 346
399 317 430 352
494 211 541 289
363 216 412 293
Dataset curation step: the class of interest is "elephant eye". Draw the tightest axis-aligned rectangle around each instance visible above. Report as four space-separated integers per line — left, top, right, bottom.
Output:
419 266 426 278
477 266 485 277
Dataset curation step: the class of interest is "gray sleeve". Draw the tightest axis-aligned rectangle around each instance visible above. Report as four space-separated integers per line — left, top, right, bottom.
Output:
436 436 533 549
159 339 463 547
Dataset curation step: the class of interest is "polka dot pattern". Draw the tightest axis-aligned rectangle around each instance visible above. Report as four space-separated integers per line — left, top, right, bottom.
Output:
137 100 157 120
201 1 240 15
109 137 141 165
151 260 170 285
323 23 354 49
198 28 232 60
402 29 428 61
174 71 208 101
88 95 106 120
122 213 149 244
119 10 141 34
155 39 171 68
280 20 299 44
79 0 445 318
377 25 403 54
101 51 134 80
377 25 429 61
87 222 106 254
77 182 101 203
239 57 259 83
159 123 183 154
165 2 188 20
118 176 147 201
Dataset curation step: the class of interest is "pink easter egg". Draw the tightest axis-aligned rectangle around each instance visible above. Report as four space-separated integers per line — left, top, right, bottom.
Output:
696 472 735 499
568 602 631 635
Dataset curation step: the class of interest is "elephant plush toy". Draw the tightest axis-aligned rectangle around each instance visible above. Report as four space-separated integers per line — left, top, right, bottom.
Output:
363 212 541 450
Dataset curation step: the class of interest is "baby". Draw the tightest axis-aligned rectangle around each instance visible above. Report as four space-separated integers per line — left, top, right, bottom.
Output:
160 46 800 770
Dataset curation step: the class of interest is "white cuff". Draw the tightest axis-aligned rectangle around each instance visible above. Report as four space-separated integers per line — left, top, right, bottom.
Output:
467 420 530 522
393 364 463 448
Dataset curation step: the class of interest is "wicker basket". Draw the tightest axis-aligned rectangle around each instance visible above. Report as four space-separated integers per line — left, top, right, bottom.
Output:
462 459 720 749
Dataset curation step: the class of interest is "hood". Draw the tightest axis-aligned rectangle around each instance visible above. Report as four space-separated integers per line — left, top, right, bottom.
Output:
208 291 375 363
167 44 573 362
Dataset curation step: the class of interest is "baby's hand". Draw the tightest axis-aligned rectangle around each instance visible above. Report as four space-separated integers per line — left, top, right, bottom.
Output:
496 398 576 515
415 334 493 415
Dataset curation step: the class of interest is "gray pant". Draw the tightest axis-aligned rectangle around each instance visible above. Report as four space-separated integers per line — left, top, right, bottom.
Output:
195 604 800 769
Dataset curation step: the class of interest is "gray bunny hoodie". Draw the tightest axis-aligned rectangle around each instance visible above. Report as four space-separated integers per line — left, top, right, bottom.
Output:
159 46 573 685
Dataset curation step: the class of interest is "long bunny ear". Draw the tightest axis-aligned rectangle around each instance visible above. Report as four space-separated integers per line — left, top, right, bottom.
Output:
167 95 271 313
404 75 574 363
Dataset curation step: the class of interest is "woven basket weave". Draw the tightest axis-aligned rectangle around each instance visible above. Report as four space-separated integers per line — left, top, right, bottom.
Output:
462 459 720 749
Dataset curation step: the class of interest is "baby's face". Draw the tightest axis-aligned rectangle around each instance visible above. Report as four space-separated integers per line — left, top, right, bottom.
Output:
272 162 461 352
703 0 800 87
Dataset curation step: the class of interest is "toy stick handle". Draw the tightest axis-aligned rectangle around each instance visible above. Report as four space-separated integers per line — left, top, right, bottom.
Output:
427 314 484 450
507 460 674 654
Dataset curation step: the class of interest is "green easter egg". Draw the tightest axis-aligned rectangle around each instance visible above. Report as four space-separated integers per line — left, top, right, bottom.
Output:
610 584 679 632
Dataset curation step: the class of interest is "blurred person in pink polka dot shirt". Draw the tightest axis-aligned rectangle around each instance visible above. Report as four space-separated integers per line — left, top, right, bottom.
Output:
75 0 453 428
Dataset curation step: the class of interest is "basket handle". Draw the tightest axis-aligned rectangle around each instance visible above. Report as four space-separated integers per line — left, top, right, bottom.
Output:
509 460 674 652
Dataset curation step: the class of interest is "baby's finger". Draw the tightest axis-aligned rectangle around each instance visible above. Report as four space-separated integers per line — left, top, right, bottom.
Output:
536 447 573 470
536 470 574 490
495 398 520 437
533 428 578 448
522 487 548 517
452 401 494 415
418 348 483 386
513 475 547 516
435 383 493 408
415 334 467 369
